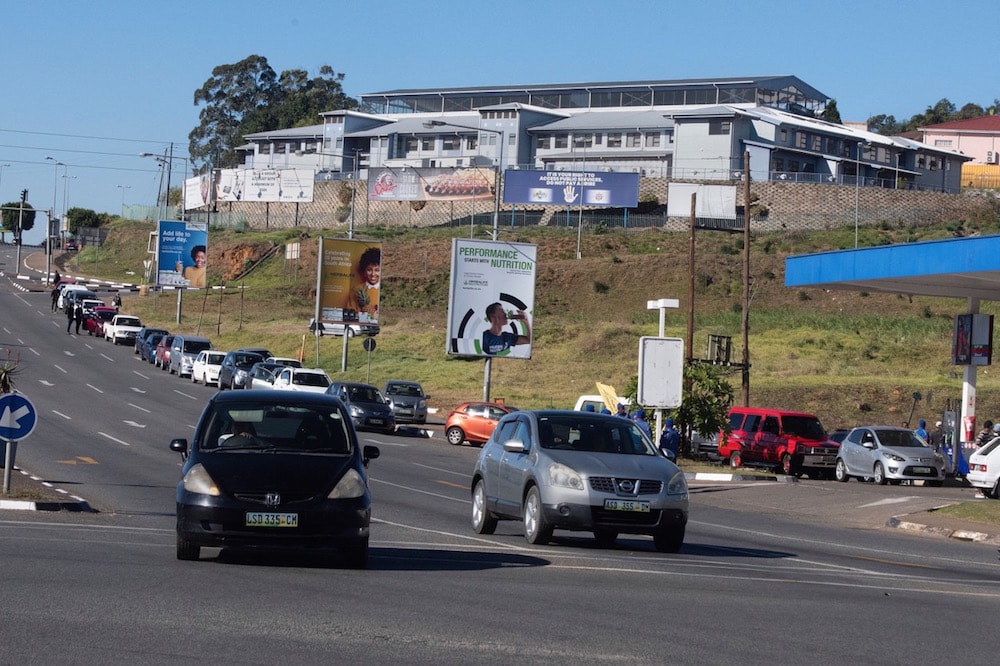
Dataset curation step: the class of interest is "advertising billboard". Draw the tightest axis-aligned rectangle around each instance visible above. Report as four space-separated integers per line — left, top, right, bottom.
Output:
446 239 536 359
503 170 640 208
953 313 993 366
367 167 496 202
316 238 382 326
210 168 315 205
156 220 208 288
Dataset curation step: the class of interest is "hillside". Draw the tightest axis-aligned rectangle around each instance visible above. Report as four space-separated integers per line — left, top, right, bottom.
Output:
54 212 1000 431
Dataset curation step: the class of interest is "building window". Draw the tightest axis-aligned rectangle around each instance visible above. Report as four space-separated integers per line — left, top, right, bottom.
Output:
275 143 287 154
402 136 418 153
709 120 731 135
688 89 715 104
554 134 568 149
645 132 661 147
626 132 641 147
421 137 435 151
259 143 271 155
607 132 622 148
301 142 317 155
653 89 685 105
772 158 784 172
780 129 788 143
536 136 551 150
442 136 460 151
622 90 652 106
574 133 594 148
467 136 477 151
593 133 603 145
934 139 953 147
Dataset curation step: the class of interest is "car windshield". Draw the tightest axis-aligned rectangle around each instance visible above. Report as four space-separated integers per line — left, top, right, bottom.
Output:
234 353 263 367
119 317 141 327
198 401 352 454
387 383 422 397
346 386 385 403
537 415 656 455
781 415 826 440
874 429 927 448
294 372 330 387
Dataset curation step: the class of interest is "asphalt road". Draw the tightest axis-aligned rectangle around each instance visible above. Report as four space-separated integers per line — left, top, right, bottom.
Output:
2 248 1000 664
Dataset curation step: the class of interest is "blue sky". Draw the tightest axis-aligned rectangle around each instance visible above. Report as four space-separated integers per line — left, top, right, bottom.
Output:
3 0 997 244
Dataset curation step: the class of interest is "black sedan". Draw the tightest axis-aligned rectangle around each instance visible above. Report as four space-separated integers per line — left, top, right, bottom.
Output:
169 390 380 568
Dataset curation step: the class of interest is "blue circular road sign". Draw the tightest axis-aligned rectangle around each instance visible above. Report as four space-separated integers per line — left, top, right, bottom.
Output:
0 392 38 441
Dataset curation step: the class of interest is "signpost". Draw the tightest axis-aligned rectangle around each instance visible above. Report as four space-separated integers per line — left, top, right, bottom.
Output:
1 392 37 495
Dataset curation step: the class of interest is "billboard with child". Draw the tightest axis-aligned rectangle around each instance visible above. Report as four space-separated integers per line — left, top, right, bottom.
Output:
316 238 382 326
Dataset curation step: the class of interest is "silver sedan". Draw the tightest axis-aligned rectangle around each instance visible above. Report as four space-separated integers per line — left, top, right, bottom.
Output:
835 426 946 486
471 410 688 552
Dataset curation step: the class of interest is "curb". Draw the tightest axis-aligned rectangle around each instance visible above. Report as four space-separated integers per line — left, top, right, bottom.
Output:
1 468 93 513
685 472 795 483
886 515 1000 545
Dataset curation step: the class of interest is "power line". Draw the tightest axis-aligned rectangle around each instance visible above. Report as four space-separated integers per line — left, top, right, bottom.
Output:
0 128 184 145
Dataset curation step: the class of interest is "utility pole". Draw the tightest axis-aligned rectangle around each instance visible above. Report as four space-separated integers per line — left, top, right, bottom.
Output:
741 150 751 406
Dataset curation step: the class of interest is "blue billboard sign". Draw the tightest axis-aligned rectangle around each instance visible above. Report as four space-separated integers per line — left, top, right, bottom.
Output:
157 220 208 288
502 170 640 208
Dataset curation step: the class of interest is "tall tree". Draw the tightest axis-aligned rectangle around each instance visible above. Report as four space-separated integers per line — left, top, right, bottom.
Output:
821 99 842 124
189 55 280 171
1 200 36 240
189 57 358 172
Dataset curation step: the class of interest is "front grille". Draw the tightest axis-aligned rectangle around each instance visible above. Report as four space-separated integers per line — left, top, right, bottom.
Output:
902 465 939 477
233 492 315 506
589 477 663 495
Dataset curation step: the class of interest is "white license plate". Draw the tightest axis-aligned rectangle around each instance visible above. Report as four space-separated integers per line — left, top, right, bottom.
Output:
369 418 384 425
246 512 298 527
603 499 650 512
912 466 931 474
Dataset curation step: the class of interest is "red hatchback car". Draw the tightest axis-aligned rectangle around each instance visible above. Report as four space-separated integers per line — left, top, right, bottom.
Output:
445 401 517 446
84 306 118 337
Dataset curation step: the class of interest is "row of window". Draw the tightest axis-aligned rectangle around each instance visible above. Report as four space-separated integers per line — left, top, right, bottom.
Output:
535 131 672 150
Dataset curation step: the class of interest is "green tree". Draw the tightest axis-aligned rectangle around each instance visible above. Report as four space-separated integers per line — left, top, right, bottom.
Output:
65 207 108 235
1 200 36 241
672 363 734 457
189 56 358 171
820 99 842 124
867 114 902 135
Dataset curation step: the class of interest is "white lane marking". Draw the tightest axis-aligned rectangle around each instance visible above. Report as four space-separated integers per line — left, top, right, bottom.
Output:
129 387 147 394
100 353 114 362
128 403 151 414
53 364 67 374
63 350 75 357
28 348 40 356
414 462 468 477
87 384 104 394
98 432 131 446
51 411 71 420
133 370 151 380
123 421 147 428
173 389 198 400
39 380 54 386
857 496 920 508
371 477 468 504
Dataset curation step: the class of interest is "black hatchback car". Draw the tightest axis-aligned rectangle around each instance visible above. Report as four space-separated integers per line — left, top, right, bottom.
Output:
170 390 380 568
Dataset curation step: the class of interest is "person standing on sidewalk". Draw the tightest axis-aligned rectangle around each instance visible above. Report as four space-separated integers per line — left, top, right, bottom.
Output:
66 301 75 333
51 286 59 312
74 302 84 335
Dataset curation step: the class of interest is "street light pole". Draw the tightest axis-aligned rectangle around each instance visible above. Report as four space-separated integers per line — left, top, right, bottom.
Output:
0 164 10 244
44 157 65 283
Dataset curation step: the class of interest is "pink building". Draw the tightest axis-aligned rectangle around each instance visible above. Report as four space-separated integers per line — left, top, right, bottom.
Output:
920 116 1000 164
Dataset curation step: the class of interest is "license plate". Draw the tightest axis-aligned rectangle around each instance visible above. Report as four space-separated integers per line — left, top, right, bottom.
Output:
369 418 384 425
246 512 298 527
912 466 931 474
604 499 650 512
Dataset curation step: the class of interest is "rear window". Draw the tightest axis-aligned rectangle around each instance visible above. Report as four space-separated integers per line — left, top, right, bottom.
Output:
184 340 212 353
294 372 330 387
118 317 141 327
197 401 353 454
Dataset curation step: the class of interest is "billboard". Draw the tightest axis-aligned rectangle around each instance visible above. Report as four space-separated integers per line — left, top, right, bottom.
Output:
503 170 640 207
953 313 993 366
367 167 496 202
316 238 382 326
209 169 315 205
666 183 738 219
156 220 208 288
446 239 536 359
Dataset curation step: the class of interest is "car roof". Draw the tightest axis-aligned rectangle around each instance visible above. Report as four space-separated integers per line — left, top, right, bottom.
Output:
386 379 421 386
211 389 343 407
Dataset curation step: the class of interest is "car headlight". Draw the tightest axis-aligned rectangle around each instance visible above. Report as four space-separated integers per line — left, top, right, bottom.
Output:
235 370 248 381
883 452 905 462
328 468 366 499
182 463 220 496
548 462 584 490
666 469 688 496
349 405 364 417
417 399 427 409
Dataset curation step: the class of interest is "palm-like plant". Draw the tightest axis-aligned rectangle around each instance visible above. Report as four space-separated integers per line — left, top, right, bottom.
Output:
0 353 19 393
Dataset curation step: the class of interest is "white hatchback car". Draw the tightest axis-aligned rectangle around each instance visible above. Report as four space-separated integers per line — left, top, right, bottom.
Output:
191 350 227 386
272 367 332 394
967 437 1000 498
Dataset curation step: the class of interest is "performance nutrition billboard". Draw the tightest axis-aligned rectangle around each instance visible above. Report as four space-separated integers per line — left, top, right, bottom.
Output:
446 239 537 359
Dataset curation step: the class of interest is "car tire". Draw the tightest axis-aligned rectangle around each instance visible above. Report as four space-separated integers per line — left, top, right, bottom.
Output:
176 537 200 561
835 458 850 482
988 479 1000 499
340 541 369 570
523 486 552 545
191 373 198 384
781 453 801 478
594 529 618 548
471 479 498 535
653 524 685 553
446 426 465 446
729 451 742 469
874 462 888 485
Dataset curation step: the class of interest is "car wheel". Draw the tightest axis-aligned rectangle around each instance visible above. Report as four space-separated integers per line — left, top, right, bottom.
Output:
471 479 497 535
729 451 742 469
345 327 356 338
781 453 801 477
989 478 1000 499
176 537 200 561
835 458 850 482
340 541 369 570
191 373 198 384
523 486 552 545
594 529 618 548
653 524 685 553
446 426 465 446
873 462 888 485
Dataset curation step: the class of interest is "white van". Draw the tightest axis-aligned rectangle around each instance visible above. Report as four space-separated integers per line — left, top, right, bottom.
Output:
574 394 631 413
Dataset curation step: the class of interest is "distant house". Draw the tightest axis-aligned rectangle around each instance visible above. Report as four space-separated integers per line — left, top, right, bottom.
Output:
919 116 1000 165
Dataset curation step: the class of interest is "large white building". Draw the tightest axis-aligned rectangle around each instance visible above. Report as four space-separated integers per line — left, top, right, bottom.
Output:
239 75 969 194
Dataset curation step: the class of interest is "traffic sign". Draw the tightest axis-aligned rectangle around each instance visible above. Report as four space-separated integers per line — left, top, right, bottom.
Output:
0 392 38 441
363 337 376 352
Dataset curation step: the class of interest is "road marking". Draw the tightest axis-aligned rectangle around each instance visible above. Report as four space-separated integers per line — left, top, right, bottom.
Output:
87 384 104 394
63 351 75 357
51 410 71 420
53 364 66 374
129 387 147 394
133 370 151 380
857 497 919 508
173 389 198 400
123 420 147 428
98 432 131 446
38 380 54 387
100 353 114 362
128 402 151 413
28 347 40 356
56 456 99 465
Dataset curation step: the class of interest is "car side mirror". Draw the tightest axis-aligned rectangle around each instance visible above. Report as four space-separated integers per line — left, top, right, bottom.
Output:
503 439 526 453
660 447 677 462
170 438 188 461
862 440 876 449
363 445 380 466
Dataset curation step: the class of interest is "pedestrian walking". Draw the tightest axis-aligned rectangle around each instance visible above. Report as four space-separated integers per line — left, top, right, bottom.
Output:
66 302 75 333
51 286 59 312
73 302 84 334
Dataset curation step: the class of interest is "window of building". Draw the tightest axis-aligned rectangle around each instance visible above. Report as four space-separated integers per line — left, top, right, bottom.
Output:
772 158 784 172
421 137 435 151
591 91 620 107
402 136 418 153
622 90 652 106
811 136 822 151
934 139 953 147
796 132 808 148
335 138 344 150
607 132 622 148
536 135 551 150
709 120 731 135
554 134 568 149
593 133 602 145
789 160 800 172
779 129 788 143
442 136 460 151
259 143 271 155
379 137 388 148
653 89 685 105
626 132 641 147
645 132 661 147
688 89 716 104
719 87 756 104
274 143 287 154
467 136 477 151
301 142 317 155
574 133 594 148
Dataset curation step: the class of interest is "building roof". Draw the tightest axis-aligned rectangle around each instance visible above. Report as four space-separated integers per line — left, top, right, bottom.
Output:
529 109 676 132
920 116 1000 132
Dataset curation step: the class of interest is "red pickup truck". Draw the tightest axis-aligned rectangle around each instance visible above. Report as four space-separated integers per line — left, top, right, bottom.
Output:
718 407 840 478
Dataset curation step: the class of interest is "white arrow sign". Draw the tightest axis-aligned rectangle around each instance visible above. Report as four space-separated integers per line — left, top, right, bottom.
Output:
123 420 147 428
1 405 30 429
